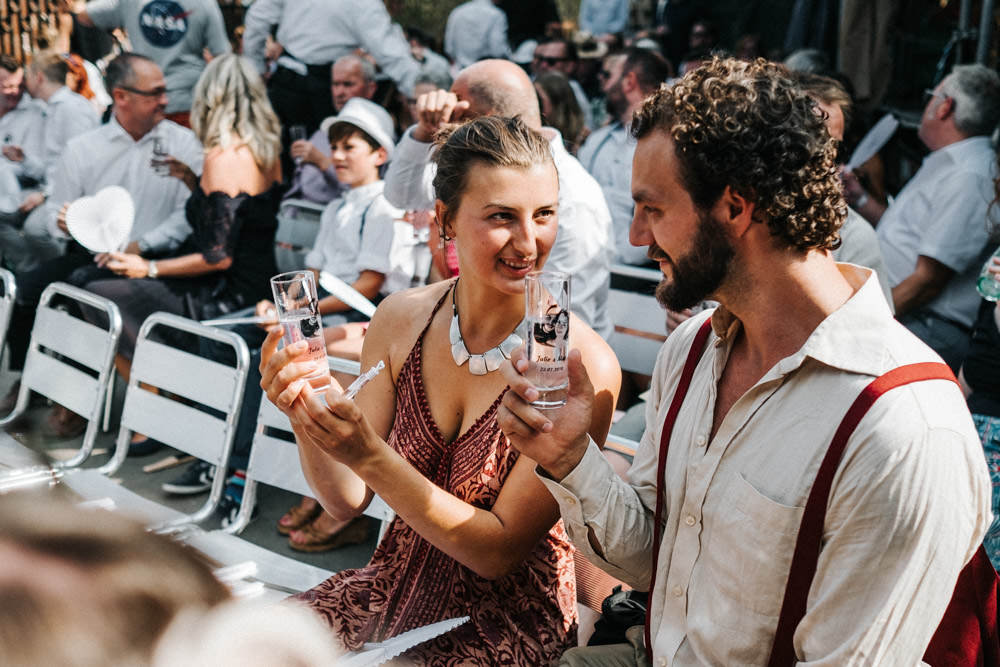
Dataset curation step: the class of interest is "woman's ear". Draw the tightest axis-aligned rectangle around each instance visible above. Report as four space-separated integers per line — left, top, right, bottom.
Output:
434 200 453 239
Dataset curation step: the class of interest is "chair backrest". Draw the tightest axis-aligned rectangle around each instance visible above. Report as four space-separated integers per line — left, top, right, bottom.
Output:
275 198 326 273
0 267 16 355
228 355 395 536
0 282 121 468
607 263 667 375
102 312 250 524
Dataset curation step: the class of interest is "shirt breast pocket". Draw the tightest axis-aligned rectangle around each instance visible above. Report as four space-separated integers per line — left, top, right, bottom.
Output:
699 472 804 622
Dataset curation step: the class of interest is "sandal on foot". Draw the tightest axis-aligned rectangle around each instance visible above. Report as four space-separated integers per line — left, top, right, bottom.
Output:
277 499 323 536
288 516 369 553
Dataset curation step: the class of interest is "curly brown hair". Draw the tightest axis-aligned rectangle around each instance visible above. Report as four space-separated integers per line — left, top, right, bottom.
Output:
630 57 846 251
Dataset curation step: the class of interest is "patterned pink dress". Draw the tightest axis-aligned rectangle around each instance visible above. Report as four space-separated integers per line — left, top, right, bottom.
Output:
295 287 578 665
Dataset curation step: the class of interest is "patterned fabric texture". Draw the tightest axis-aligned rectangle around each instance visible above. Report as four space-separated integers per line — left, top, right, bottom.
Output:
974 413 1000 570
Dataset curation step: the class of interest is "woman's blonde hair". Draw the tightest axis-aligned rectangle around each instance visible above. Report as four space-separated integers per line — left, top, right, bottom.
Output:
191 54 282 171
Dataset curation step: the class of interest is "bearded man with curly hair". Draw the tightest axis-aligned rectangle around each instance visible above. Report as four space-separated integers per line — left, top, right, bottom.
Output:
500 57 991 665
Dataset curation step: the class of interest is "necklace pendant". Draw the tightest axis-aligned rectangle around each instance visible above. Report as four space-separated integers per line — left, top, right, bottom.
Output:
451 339 470 366
468 354 488 375
498 332 523 358
484 347 505 372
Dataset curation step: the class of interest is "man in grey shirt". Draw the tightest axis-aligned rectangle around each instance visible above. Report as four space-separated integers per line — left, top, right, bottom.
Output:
74 0 230 124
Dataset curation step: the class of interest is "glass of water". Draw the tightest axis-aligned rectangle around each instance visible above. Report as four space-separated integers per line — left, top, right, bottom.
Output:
525 271 571 409
150 136 170 176
289 125 308 166
977 247 1000 302
270 270 330 392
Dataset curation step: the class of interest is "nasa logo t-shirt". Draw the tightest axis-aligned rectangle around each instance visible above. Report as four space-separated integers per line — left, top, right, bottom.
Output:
138 0 189 48
84 0 230 113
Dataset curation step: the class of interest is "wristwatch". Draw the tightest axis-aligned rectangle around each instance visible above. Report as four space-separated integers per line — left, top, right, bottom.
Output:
147 260 158 279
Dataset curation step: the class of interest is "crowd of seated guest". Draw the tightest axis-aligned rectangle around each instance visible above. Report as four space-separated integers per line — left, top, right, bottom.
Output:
0 2 997 665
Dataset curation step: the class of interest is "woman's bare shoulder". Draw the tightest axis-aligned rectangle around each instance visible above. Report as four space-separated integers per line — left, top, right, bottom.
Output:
364 282 454 350
570 315 621 386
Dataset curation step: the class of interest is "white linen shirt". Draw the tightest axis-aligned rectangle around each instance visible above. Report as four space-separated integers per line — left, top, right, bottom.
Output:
243 0 419 94
383 126 614 338
305 181 417 296
876 135 997 327
45 117 203 253
21 86 99 188
444 0 510 71
579 0 630 35
577 121 645 264
541 265 991 666
0 94 45 183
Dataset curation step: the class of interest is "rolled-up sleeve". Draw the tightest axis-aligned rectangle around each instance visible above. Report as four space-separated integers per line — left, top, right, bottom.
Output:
383 127 436 211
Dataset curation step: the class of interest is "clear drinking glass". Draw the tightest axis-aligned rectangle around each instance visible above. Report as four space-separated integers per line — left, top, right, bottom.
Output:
150 136 169 176
270 270 331 392
976 247 1000 302
525 271 571 409
289 125 308 166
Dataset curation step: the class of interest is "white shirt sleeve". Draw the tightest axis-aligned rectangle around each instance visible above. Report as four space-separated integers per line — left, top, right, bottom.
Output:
351 1 420 95
202 1 233 57
82 0 122 29
486 10 510 59
916 169 994 273
382 127 436 211
242 0 284 73
355 196 396 276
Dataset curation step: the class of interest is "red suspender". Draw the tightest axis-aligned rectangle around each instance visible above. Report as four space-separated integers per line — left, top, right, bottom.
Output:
766 362 958 666
644 318 714 652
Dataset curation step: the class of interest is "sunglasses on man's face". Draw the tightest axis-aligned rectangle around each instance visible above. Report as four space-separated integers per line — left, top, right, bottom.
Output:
534 56 569 66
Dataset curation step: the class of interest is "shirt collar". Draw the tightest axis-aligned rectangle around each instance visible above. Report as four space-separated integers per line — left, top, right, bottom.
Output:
47 86 72 105
711 264 894 377
343 180 383 205
927 135 992 167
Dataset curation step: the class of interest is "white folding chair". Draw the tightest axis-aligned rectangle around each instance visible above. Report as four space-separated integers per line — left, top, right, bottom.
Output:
275 198 326 272
607 263 667 375
181 355 395 594
0 267 16 357
0 282 121 469
60 312 250 530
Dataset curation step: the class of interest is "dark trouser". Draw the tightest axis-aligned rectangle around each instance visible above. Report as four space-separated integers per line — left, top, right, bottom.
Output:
900 310 972 373
268 63 334 180
8 243 114 370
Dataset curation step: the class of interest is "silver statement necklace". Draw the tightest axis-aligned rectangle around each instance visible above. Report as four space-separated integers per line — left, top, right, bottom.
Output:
449 281 524 375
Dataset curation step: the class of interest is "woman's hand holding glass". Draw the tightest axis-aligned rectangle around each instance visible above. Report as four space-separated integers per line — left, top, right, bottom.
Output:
259 327 379 468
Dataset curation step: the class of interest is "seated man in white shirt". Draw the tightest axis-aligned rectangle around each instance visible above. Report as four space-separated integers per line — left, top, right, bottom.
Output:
499 58 991 666
0 51 100 272
578 47 670 265
384 58 614 339
0 56 44 201
845 64 1000 371
4 53 202 434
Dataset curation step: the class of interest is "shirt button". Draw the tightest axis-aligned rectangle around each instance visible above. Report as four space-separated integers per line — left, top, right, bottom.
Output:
566 497 576 506
659 659 667 667
685 514 697 526
695 434 707 447
672 585 683 597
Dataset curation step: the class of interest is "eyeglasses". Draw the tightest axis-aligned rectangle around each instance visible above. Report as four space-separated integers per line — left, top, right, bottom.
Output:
120 85 167 98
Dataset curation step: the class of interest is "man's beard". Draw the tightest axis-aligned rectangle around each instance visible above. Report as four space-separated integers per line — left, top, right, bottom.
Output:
654 208 735 311
604 82 628 121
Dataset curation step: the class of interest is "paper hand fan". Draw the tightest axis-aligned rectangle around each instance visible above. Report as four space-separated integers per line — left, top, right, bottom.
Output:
338 616 470 667
65 185 135 253
318 271 377 318
846 113 899 171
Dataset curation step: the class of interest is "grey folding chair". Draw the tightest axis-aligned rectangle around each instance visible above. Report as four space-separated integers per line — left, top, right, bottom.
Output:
60 312 250 530
607 263 668 376
275 198 326 273
182 355 396 595
0 282 121 469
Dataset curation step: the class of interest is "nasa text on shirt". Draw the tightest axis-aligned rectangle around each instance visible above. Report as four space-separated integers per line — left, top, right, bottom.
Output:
140 0 191 48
